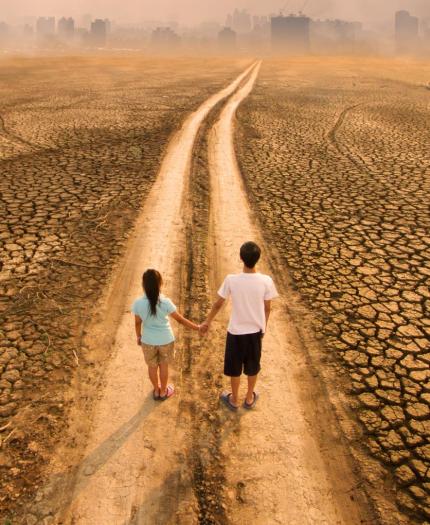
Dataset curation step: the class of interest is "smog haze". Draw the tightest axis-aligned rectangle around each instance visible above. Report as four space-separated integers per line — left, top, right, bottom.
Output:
3 0 430 25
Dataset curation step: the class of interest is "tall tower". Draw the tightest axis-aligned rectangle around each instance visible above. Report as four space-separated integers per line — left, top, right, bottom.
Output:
218 27 237 52
36 17 55 36
90 19 107 47
395 10 419 53
271 14 310 54
58 17 75 40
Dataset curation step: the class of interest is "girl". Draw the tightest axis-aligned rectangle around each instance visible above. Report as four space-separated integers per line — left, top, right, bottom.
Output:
132 269 199 400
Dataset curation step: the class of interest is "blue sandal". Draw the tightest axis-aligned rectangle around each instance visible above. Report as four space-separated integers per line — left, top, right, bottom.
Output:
243 392 259 410
220 392 239 411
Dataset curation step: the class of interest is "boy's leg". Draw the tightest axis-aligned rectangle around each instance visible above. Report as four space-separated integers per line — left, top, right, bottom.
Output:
224 332 242 407
243 332 262 405
246 374 258 405
159 362 169 396
230 376 241 407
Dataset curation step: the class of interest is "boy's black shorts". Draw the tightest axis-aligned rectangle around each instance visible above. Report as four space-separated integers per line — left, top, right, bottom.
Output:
224 331 262 377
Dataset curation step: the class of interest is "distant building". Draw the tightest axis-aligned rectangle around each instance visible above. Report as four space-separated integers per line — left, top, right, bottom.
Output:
271 14 310 54
253 15 269 31
75 27 90 45
195 21 221 40
0 21 9 45
218 26 237 51
36 17 55 36
0 21 8 36
58 17 75 39
90 19 107 46
81 14 92 30
104 19 112 34
108 26 149 49
226 9 252 34
23 24 34 37
395 10 419 53
311 19 362 52
422 18 430 54
151 27 181 50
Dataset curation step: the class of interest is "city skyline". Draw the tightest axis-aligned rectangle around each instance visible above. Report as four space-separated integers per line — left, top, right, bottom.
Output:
1 3 429 57
2 0 430 27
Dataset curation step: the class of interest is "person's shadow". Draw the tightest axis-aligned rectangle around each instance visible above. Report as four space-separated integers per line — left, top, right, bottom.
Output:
31 395 157 521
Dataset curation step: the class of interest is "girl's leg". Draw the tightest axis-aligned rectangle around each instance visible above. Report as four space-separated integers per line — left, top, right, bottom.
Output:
148 366 160 395
159 362 169 397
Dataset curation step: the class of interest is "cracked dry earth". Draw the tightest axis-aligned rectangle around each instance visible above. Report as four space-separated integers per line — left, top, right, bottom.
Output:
24 61 377 525
0 55 248 522
1 55 429 525
236 57 430 523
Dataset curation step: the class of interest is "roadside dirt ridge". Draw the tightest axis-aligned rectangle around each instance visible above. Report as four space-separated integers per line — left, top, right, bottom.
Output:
55 63 256 524
207 63 375 524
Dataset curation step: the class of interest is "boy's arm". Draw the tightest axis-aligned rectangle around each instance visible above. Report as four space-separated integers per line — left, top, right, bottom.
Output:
135 315 142 345
200 296 226 334
264 300 271 333
170 311 200 331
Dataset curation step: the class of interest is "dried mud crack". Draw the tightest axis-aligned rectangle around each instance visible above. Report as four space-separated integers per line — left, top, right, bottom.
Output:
235 57 430 524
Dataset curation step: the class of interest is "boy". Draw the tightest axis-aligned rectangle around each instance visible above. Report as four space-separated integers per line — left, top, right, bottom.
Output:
200 242 278 410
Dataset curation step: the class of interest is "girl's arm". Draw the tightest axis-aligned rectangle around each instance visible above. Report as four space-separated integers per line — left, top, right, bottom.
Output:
135 315 143 345
170 311 200 331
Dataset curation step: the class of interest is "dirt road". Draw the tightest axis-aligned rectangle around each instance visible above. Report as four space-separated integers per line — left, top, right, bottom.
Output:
36 62 379 524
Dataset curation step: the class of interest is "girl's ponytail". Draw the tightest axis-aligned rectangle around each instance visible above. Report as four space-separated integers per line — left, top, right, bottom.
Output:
142 269 162 316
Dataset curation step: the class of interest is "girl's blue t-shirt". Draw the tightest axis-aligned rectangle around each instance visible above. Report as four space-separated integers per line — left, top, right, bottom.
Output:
132 294 176 346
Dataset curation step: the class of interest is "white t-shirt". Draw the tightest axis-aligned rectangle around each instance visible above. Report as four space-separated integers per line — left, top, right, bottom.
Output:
218 273 278 335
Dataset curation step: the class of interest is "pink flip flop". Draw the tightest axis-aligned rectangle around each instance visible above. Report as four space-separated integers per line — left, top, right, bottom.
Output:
160 384 175 401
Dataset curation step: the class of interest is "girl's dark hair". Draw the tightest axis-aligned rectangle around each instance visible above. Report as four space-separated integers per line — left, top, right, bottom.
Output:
142 269 162 316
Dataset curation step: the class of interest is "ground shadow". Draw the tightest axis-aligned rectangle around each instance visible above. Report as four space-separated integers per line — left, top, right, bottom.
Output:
29 395 157 521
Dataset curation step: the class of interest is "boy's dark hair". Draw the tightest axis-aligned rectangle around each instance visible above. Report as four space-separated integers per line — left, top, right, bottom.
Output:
240 241 261 269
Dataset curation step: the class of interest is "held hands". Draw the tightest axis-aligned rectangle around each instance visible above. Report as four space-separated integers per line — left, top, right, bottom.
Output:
199 321 210 336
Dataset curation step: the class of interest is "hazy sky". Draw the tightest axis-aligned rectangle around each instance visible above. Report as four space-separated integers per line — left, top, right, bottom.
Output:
3 0 430 25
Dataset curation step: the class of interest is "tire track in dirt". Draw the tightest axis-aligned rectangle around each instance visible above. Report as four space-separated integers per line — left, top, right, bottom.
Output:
207 64 378 524
25 62 258 525
326 103 380 177
0 112 40 151
180 95 237 525
327 104 361 149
